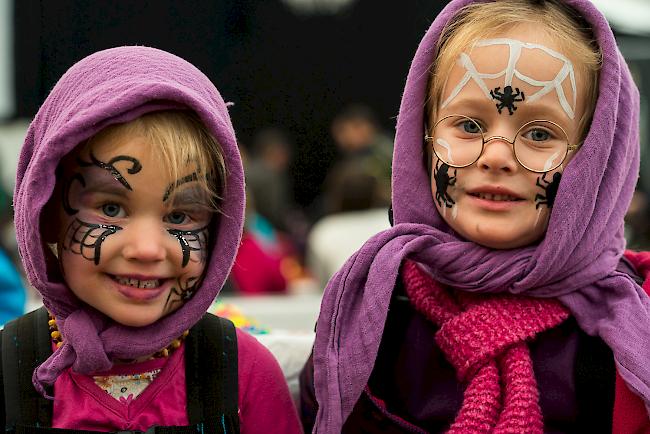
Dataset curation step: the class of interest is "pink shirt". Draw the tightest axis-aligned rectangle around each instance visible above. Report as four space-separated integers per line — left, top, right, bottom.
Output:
53 328 302 434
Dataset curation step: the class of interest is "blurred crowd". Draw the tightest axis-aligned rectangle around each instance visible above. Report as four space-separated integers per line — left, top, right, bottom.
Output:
229 103 393 295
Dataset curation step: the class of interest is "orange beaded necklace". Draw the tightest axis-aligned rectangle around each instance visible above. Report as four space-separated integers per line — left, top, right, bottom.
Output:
48 314 189 359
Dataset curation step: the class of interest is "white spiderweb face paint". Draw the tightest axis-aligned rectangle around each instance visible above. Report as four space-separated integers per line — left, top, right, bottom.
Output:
436 138 456 164
542 151 562 172
441 38 577 119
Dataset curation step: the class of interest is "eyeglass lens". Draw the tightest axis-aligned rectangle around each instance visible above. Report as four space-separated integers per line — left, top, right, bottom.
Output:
431 115 569 172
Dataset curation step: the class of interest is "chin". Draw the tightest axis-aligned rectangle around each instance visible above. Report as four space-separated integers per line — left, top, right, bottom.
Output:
108 310 164 328
461 227 543 250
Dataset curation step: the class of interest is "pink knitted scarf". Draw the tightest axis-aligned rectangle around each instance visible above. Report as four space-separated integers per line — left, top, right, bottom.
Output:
402 260 570 433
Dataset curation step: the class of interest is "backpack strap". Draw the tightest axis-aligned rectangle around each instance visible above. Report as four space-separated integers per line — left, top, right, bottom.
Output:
185 313 240 433
2 307 53 430
3 309 239 434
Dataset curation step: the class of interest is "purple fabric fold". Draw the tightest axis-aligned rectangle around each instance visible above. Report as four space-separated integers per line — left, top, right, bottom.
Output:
13 47 245 393
312 0 649 432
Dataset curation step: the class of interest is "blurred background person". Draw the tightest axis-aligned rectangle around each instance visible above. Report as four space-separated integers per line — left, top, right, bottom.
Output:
307 163 390 289
246 127 294 232
326 104 393 211
230 187 291 295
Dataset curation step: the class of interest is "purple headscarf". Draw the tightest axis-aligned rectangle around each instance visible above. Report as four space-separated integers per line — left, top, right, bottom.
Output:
313 0 648 431
13 46 245 394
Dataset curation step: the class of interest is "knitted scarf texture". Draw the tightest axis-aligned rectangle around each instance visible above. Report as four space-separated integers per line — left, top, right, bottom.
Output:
312 0 648 432
403 260 569 433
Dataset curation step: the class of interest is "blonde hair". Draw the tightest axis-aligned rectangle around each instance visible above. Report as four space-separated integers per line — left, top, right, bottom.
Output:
87 110 226 211
426 0 602 141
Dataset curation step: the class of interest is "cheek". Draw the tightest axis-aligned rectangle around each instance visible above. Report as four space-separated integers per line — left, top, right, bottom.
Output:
431 156 461 211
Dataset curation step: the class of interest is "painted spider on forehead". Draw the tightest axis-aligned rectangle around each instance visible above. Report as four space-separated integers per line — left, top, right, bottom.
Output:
490 86 525 115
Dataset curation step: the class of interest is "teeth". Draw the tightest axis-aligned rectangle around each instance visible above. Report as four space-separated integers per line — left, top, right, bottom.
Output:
475 193 519 201
113 276 161 289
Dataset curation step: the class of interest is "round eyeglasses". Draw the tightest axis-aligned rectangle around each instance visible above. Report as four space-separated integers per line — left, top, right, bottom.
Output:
425 115 578 173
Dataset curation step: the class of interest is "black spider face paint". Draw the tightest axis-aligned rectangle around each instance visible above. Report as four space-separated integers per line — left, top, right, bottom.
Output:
163 275 200 314
434 159 457 208
535 171 561 209
77 152 142 191
163 172 199 202
62 173 86 215
490 86 525 115
167 226 209 268
62 218 122 265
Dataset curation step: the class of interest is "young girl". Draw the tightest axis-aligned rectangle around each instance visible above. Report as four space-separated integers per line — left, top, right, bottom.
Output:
301 0 649 432
1 46 302 433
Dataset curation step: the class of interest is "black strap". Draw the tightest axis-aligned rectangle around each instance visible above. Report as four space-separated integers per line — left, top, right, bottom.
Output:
3 310 239 434
2 307 53 429
185 313 239 433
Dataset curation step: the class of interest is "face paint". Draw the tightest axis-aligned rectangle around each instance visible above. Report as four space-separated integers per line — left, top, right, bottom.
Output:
535 171 562 209
54 133 213 327
163 275 199 314
452 202 459 220
542 151 562 172
441 38 577 119
533 207 544 227
436 138 456 164
163 172 200 202
62 218 122 265
490 86 525 115
433 159 457 209
77 152 142 191
167 226 209 268
62 173 86 215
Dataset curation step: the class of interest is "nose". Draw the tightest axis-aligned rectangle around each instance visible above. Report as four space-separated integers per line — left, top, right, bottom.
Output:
476 136 518 173
121 219 168 263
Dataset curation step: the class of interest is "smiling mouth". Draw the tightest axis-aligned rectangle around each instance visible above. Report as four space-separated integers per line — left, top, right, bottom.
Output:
469 192 523 202
109 275 164 289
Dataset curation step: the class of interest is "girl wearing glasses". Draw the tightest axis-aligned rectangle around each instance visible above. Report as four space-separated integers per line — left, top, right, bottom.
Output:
301 0 649 432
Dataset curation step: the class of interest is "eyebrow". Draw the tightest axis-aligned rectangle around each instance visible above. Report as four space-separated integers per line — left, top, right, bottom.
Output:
163 172 200 202
168 186 210 207
78 170 131 197
81 182 130 198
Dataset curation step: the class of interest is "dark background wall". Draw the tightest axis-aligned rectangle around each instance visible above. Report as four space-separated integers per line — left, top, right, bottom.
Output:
13 0 446 207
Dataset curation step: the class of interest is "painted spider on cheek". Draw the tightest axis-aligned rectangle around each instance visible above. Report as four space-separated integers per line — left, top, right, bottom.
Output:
535 172 562 209
163 276 199 313
490 86 525 115
434 160 457 208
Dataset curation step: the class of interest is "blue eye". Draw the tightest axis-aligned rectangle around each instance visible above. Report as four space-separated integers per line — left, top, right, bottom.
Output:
167 212 188 225
527 129 551 141
461 120 481 134
102 203 122 217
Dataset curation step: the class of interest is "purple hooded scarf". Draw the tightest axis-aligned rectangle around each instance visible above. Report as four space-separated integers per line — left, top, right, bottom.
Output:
312 0 648 431
13 46 245 395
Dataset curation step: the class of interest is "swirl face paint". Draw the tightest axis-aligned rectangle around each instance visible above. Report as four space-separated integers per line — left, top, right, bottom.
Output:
163 172 200 202
53 134 214 327
62 173 86 215
77 152 143 191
